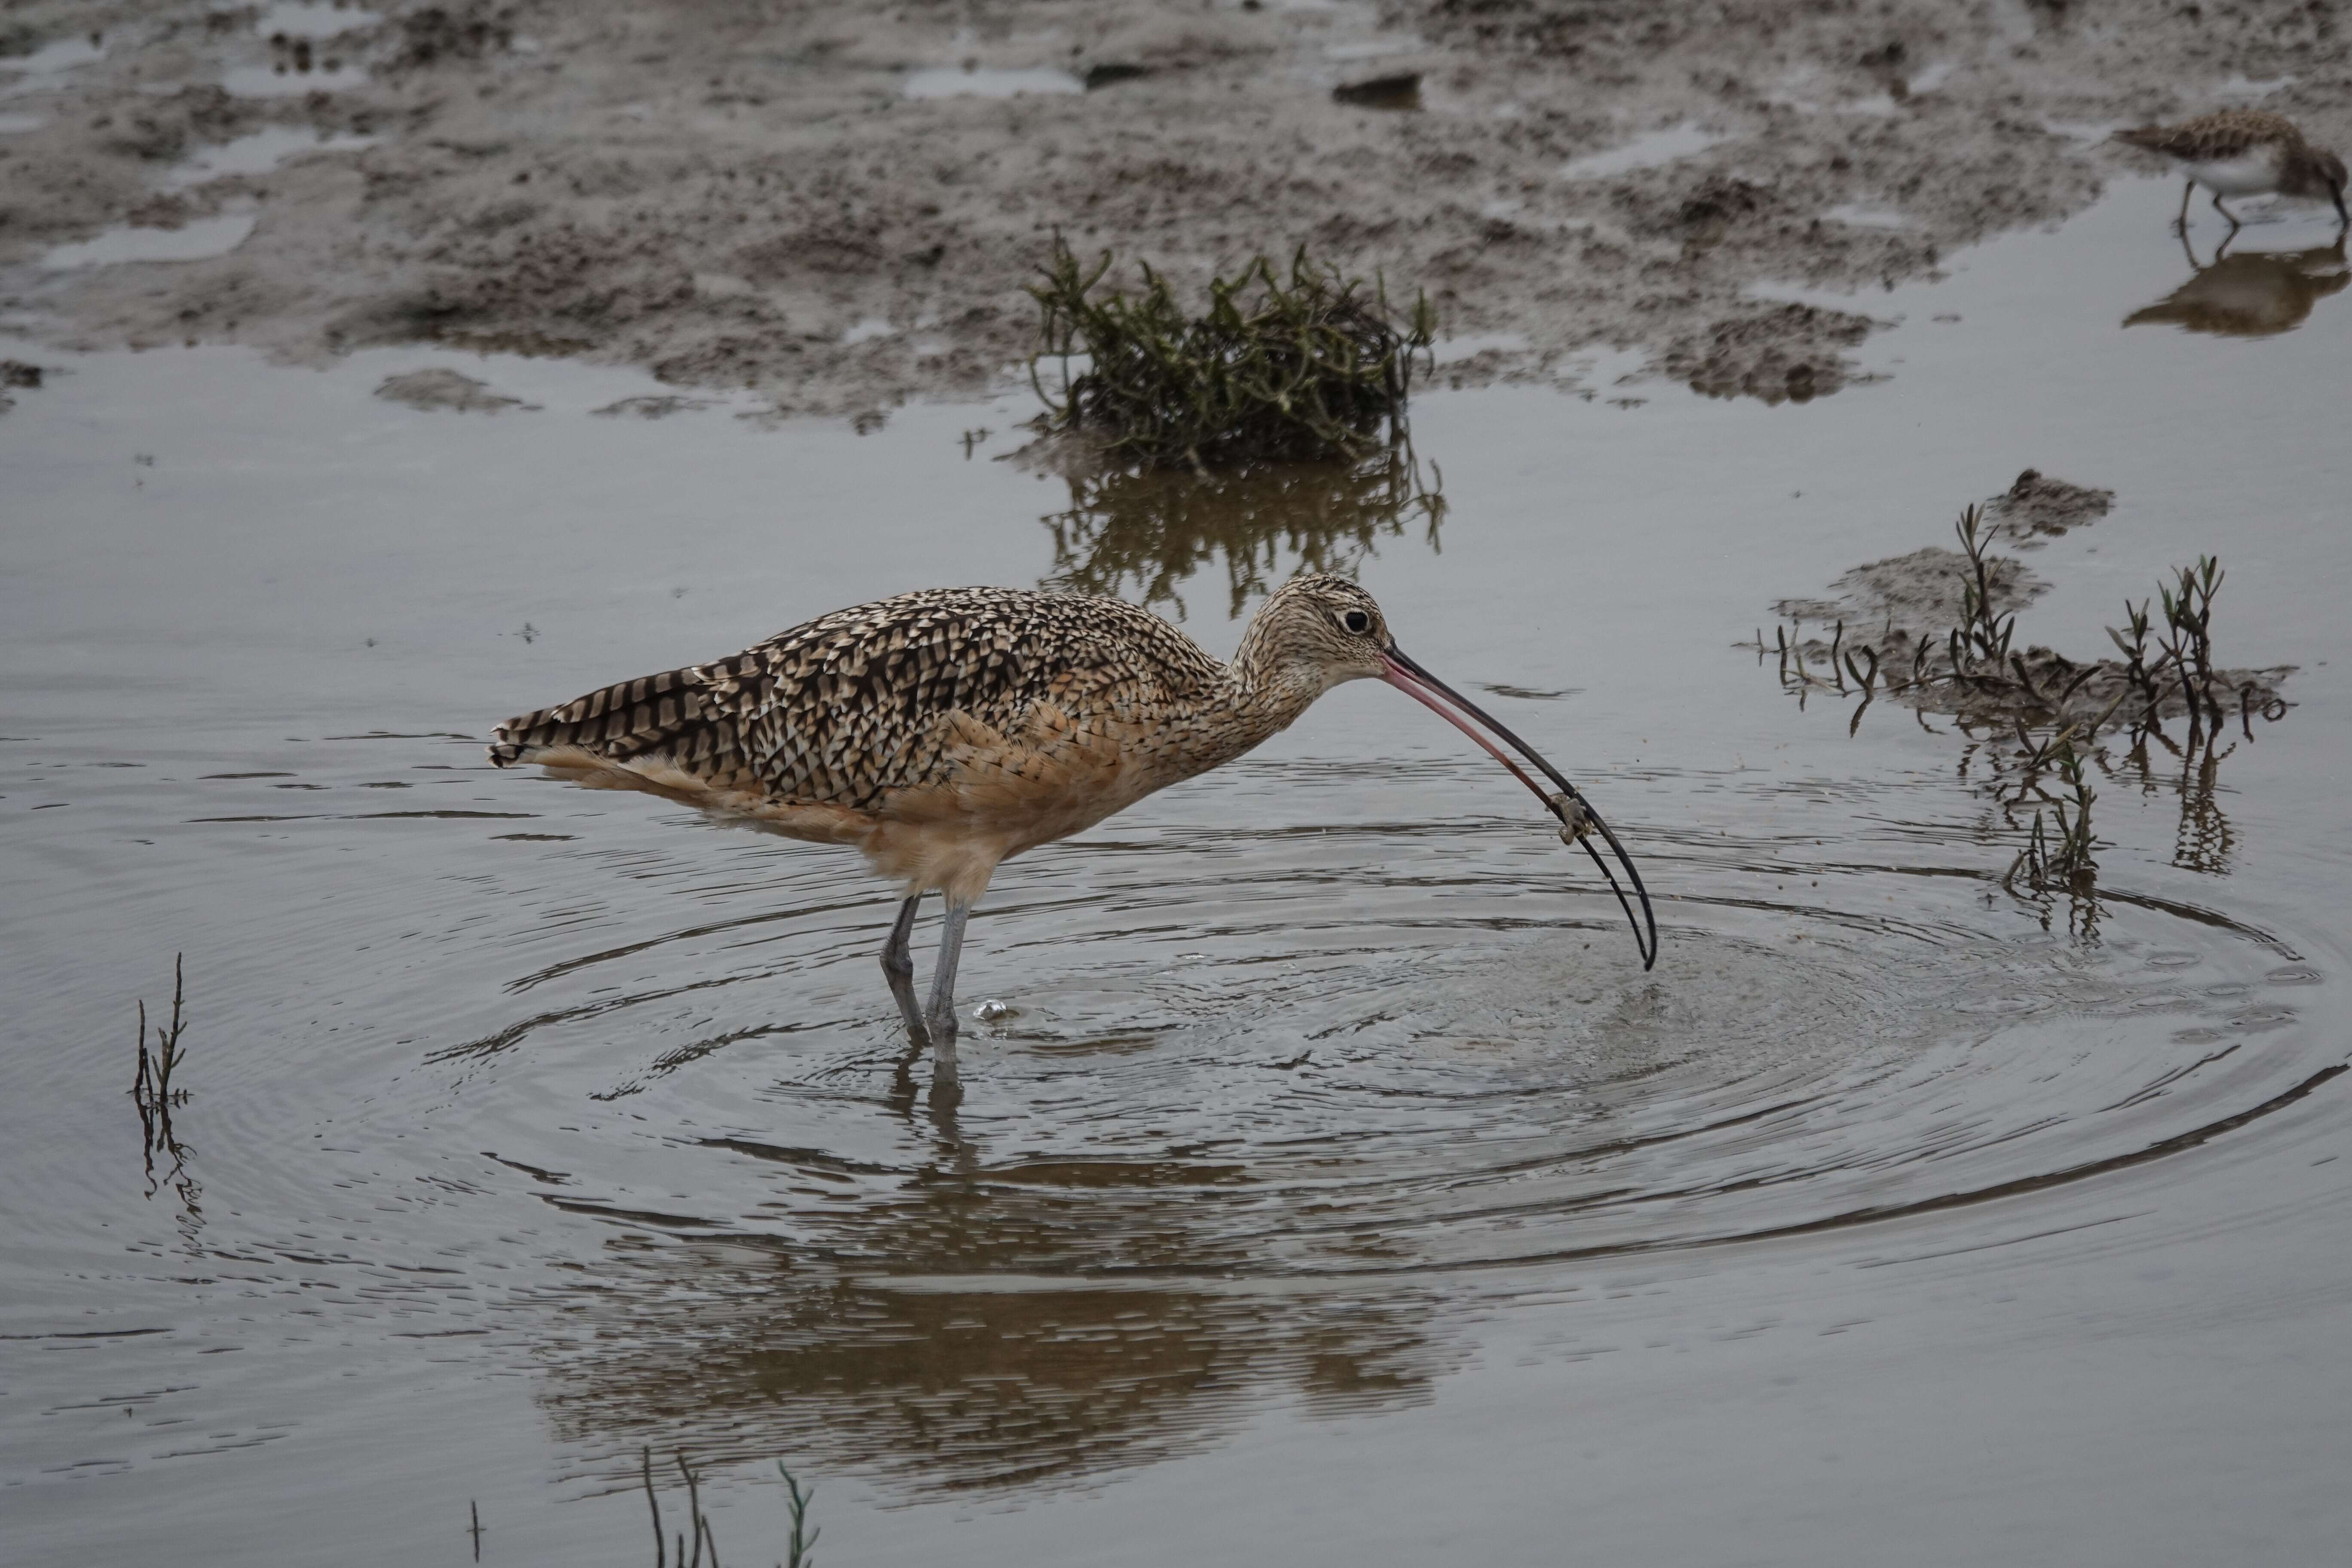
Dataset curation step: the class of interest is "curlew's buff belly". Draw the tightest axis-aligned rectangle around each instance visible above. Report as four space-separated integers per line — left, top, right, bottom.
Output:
2190 148 2285 196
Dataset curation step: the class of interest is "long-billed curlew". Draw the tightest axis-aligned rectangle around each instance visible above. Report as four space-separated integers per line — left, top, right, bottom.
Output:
489 574 1654 1054
2114 110 2349 233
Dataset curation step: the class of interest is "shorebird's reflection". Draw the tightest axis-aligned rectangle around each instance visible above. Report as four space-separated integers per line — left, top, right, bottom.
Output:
538 1248 1449 1494
2123 232 2349 338
535 1044 1451 1494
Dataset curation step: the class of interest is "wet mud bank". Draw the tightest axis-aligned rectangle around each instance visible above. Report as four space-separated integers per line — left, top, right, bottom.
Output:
4 0 2352 416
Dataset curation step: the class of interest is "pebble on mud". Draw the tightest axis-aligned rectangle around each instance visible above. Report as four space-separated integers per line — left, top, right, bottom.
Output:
1986 468 2115 546
1332 73 1421 110
374 367 535 413
0 358 43 414
1081 63 1153 91
394 6 516 72
1662 303 1874 405
591 394 714 420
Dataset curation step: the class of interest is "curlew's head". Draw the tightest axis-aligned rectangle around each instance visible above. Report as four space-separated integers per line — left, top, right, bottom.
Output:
1235 573 1395 693
1239 571 1659 970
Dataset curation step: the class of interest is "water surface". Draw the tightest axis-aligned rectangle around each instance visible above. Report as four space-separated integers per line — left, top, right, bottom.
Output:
4 176 2350 1565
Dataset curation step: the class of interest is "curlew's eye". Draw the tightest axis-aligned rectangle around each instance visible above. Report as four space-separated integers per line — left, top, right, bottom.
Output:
1341 609 1372 635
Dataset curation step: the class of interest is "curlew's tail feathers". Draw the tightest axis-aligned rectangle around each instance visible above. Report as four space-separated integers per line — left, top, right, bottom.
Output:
489 659 730 769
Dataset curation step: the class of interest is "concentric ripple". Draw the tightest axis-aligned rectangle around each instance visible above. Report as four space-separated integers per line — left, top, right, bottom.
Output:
460 824 2324 1268
430 770 2336 1491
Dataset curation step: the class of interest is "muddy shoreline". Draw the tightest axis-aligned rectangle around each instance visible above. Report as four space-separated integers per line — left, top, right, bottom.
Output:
2 0 2347 420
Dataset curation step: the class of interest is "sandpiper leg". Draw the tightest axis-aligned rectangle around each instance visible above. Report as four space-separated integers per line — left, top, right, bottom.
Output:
2211 190 2240 234
2176 179 2193 232
879 893 928 1044
923 896 972 1052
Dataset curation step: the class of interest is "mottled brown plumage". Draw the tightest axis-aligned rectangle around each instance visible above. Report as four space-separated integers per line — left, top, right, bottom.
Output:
492 576 1403 1047
490 573 1654 1055
2115 110 2349 228
491 578 1382 898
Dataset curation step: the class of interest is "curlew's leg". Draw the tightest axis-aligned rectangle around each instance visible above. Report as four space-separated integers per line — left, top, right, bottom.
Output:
2211 190 2241 235
923 896 973 1052
2176 179 2193 232
879 893 928 1044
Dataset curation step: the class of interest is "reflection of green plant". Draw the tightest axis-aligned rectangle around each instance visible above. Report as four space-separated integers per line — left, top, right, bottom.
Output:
2106 596 2155 699
2123 716 2239 876
1043 446 1445 620
2006 741 2097 894
1028 239 1434 469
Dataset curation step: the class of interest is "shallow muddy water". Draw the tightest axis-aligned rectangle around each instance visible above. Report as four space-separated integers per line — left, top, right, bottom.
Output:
6 176 2352 1564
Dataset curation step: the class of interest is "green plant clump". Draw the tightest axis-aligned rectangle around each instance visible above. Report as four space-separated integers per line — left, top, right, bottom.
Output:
1028 239 1436 469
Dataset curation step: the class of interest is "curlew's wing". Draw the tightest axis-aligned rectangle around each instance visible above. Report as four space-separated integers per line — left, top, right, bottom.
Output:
487 587 1220 812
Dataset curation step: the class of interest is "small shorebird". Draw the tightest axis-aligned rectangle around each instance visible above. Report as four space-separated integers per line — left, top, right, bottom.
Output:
490 575 1654 1054
2114 110 2348 233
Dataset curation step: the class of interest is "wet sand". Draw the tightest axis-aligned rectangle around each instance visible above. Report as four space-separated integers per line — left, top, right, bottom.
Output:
3 0 2350 417
5 177 2352 1563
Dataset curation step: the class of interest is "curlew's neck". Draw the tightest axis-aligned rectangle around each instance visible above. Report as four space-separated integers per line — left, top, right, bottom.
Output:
1228 612 1334 720
1127 614 1335 783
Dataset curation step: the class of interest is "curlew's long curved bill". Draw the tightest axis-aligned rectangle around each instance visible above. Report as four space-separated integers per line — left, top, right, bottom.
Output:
1381 645 1659 971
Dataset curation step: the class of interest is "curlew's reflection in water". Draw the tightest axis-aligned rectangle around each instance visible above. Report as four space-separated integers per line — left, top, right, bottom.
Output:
534 1023 1454 1494
1041 444 1443 620
529 1181 1451 1494
2123 232 2349 338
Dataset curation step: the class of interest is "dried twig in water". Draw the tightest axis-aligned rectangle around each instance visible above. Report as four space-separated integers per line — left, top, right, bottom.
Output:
778 1462 820 1568
671 1452 720 1568
644 1448 666 1568
129 954 199 1213
639 1448 817 1568
131 953 191 1112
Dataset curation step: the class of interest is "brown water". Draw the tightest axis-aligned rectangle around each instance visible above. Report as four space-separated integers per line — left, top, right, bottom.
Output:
6 178 2351 1564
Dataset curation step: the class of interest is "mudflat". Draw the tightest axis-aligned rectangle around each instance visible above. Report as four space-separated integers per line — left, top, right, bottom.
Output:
4 0 2345 415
